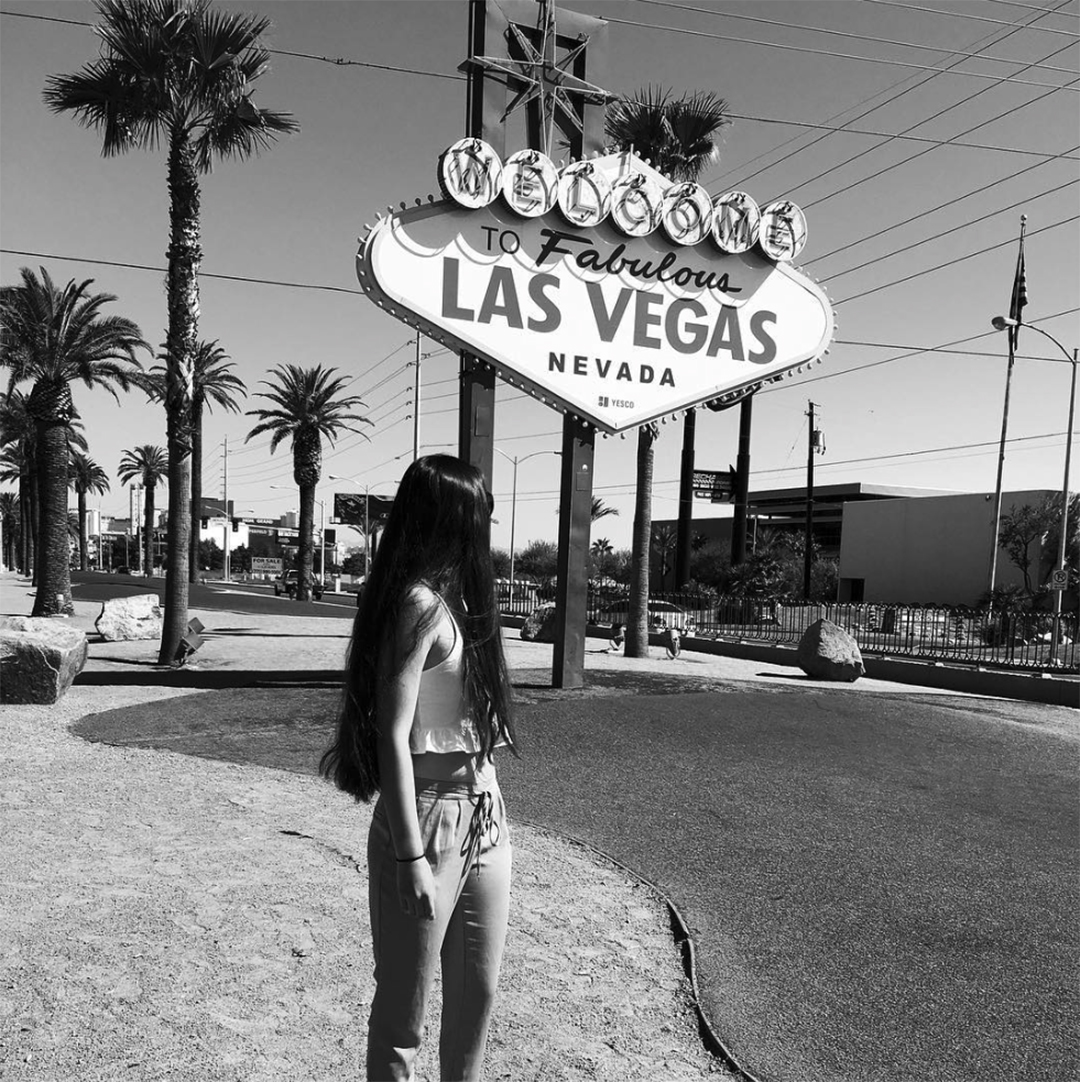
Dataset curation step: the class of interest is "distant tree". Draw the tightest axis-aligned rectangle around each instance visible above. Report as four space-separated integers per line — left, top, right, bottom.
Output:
590 497 619 522
342 550 366 577
1 267 145 612
591 536 613 586
245 364 369 600
516 539 559 583
491 547 511 579
689 540 730 590
146 340 246 582
70 451 110 571
117 444 168 576
1000 496 1066 593
651 523 678 592
197 537 223 572
0 491 19 570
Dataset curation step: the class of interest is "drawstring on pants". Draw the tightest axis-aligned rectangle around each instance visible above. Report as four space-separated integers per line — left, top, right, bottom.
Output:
460 790 499 878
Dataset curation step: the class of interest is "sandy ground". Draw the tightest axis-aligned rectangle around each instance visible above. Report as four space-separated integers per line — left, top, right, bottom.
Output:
1 585 735 1081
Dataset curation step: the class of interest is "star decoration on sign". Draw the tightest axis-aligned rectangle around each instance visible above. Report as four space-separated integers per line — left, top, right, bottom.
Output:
461 0 616 157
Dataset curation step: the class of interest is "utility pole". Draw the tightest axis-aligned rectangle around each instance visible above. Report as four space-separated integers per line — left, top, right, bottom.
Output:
732 395 754 565
804 401 818 600
675 408 695 587
413 334 422 462
223 435 231 583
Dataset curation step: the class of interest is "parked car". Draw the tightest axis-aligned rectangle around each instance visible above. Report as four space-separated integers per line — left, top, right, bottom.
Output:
597 599 687 629
274 569 323 600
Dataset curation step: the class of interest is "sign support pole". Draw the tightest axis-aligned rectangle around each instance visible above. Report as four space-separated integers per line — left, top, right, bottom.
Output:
732 395 753 565
457 0 506 488
552 416 594 688
675 409 695 588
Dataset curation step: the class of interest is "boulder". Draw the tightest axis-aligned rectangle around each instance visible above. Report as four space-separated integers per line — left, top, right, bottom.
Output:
0 617 88 704
95 594 163 641
796 618 865 682
520 603 557 643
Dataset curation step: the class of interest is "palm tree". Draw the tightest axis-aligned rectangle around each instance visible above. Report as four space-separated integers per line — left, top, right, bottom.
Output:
0 491 19 571
245 365 369 601
45 0 297 659
590 497 619 522
591 536 613 587
0 392 37 577
606 87 731 655
118 445 168 576
1 267 146 614
70 452 111 572
147 341 246 582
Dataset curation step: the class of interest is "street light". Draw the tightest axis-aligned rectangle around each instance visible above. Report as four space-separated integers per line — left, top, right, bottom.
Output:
493 447 561 600
992 315 1077 661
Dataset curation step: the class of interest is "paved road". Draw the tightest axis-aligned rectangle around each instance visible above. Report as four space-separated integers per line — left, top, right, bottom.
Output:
71 571 358 618
76 672 1079 1082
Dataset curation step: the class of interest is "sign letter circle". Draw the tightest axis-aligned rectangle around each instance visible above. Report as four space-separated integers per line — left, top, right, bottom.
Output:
439 138 503 209
502 149 559 218
661 182 714 246
712 191 761 254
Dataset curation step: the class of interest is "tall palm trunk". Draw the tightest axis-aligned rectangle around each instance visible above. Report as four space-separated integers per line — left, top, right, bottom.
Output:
19 471 32 576
30 384 74 616
78 487 89 572
159 129 198 662
143 484 155 576
297 482 316 603
189 395 203 584
626 425 654 657
294 428 320 604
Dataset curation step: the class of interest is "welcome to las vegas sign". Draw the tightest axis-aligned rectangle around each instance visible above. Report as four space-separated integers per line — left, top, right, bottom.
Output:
356 140 834 435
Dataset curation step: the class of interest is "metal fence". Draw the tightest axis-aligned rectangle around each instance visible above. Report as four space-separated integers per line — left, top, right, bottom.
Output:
499 585 1080 673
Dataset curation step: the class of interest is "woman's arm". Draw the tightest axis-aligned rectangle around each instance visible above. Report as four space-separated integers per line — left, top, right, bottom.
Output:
375 589 439 920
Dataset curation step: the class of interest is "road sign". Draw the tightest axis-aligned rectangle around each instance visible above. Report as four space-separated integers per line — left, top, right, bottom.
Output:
693 466 737 501
1049 568 1069 591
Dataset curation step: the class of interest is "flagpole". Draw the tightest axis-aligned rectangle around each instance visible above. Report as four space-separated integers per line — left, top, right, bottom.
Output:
987 214 1027 604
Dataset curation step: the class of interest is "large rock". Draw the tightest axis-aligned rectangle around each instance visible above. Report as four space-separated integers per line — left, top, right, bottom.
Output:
520 603 557 643
797 618 865 682
1 617 88 704
95 594 163 641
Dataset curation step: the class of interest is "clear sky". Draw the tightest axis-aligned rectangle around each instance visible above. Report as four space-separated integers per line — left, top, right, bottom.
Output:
2 0 1077 554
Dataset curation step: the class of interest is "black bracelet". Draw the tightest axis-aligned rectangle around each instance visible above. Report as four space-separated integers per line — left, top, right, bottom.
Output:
396 853 425 863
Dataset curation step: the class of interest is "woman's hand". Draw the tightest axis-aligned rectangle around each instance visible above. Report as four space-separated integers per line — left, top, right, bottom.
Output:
396 857 437 921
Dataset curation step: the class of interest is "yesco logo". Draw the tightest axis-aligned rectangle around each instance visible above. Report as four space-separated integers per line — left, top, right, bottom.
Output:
438 137 807 263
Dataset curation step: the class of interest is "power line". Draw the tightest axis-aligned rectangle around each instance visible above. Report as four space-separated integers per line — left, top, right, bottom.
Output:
860 0 1080 36
632 0 1080 63
820 177 1078 283
0 9 467 81
0 249 362 296
792 35 1080 207
728 111 1077 160
705 0 1072 196
833 214 1079 305
601 11 1079 91
811 147 1078 264
764 308 1080 391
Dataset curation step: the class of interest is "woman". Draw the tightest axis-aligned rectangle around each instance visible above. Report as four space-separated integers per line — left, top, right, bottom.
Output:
321 454 517 1082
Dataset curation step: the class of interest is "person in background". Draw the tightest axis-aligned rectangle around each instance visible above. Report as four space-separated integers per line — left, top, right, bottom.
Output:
321 454 518 1082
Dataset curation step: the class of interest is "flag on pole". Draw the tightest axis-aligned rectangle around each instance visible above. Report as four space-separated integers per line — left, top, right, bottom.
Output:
1008 222 1027 348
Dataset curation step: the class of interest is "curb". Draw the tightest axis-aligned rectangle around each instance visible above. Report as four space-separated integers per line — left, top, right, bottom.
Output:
514 814 763 1082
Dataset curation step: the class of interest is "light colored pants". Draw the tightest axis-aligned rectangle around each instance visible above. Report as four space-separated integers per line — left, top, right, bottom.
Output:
365 773 511 1082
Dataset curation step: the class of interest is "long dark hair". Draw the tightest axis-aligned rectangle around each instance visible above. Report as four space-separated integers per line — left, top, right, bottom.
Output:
320 454 517 802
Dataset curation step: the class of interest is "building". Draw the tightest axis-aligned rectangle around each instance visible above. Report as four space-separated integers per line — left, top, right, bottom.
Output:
838 488 1066 606
656 484 1071 607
